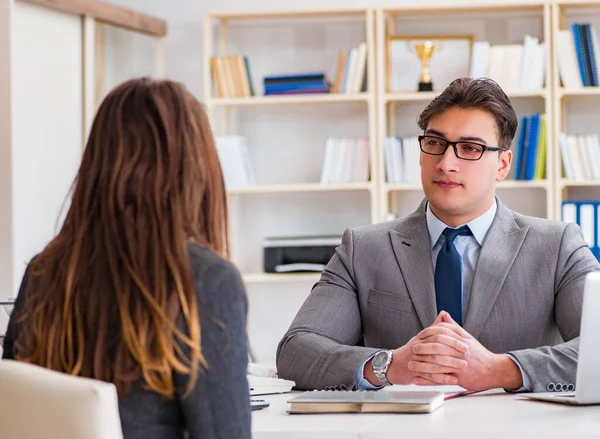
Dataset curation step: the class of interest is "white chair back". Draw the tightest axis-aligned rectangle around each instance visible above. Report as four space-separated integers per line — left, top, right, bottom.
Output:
0 359 123 439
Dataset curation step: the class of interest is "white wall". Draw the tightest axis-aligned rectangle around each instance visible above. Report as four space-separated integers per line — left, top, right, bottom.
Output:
11 2 84 297
102 23 159 94
0 0 14 332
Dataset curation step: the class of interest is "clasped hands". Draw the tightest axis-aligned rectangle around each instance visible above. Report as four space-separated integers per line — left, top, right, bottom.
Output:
385 311 520 391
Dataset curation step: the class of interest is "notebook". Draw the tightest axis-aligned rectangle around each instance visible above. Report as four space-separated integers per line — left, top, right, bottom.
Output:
287 390 444 414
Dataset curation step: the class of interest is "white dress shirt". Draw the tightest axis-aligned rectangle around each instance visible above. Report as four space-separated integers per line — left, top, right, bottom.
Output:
355 198 531 390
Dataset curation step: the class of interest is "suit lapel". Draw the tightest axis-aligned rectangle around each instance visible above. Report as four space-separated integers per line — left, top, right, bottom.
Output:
389 201 437 329
463 199 529 339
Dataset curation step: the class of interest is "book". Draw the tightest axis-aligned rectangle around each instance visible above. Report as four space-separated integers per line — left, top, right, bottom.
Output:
382 384 467 396
287 390 444 414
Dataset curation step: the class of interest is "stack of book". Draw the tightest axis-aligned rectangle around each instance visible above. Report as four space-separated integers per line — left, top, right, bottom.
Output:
559 133 600 180
331 42 368 94
211 55 254 98
263 73 329 95
513 113 547 181
215 135 255 189
320 137 370 184
556 23 600 88
383 136 420 184
469 35 546 91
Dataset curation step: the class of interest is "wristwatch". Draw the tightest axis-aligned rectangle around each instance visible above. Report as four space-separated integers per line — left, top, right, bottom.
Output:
372 350 393 386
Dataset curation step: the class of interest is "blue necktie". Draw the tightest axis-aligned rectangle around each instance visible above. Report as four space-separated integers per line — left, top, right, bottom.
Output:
434 226 472 326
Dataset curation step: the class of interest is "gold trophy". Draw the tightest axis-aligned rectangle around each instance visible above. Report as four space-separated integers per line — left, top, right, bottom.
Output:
414 41 435 92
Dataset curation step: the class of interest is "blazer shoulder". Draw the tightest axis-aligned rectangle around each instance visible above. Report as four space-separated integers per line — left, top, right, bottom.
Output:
186 244 244 295
187 243 237 273
347 221 403 248
511 211 569 237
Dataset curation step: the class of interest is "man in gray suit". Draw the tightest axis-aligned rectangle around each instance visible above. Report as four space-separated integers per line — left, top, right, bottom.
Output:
276 77 600 394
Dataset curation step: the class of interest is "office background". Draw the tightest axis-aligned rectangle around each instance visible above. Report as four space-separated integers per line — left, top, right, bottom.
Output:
1 0 600 366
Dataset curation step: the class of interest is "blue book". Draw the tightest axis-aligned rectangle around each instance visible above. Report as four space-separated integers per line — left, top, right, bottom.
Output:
523 113 540 180
572 23 589 86
263 72 326 82
595 201 600 261
514 116 528 181
579 24 595 86
583 24 599 86
519 115 533 180
264 80 328 92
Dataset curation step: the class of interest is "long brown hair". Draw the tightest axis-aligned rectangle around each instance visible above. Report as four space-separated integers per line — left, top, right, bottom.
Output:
13 77 229 398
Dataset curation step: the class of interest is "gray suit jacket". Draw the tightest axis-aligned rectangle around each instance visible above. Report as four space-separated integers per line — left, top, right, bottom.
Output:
3 244 251 439
276 199 600 393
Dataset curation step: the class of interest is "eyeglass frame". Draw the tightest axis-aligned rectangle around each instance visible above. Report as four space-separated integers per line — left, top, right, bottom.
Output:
417 134 506 161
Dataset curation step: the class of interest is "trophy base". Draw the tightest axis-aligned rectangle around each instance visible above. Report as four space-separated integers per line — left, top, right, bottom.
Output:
418 82 433 92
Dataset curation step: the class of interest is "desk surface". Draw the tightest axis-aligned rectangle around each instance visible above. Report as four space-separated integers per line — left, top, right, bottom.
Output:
252 390 600 439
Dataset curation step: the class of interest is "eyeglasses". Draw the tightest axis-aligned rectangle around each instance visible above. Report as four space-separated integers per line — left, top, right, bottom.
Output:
418 135 505 161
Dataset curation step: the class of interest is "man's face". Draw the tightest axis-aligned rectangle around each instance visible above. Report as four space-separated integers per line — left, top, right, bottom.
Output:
420 107 512 227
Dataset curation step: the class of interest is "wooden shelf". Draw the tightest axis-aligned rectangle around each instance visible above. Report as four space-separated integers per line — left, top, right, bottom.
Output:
385 89 547 103
385 183 422 192
384 180 548 193
208 7 369 20
227 182 373 195
559 87 600 98
559 179 600 189
209 93 370 107
382 1 546 14
497 180 549 189
556 1 600 10
243 273 321 284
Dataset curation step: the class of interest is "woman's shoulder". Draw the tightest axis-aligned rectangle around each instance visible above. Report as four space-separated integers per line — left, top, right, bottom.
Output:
186 243 244 291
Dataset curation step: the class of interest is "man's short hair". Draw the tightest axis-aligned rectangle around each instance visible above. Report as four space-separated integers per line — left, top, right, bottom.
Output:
417 77 519 150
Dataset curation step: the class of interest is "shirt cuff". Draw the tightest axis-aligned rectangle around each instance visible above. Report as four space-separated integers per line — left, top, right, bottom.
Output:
354 351 384 390
505 353 532 392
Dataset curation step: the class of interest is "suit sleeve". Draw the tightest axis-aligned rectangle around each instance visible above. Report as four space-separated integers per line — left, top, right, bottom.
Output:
508 222 600 392
276 228 380 390
174 259 251 439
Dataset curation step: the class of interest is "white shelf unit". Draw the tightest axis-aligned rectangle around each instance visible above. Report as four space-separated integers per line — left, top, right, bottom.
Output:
552 1 600 219
203 8 378 273
375 2 555 221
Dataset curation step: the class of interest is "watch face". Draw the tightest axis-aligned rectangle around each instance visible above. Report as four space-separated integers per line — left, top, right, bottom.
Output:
372 351 389 370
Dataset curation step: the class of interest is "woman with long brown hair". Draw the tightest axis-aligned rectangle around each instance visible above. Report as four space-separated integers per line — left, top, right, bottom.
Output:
2 77 251 438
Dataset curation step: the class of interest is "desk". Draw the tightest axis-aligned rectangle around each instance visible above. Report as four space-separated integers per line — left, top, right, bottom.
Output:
252 390 600 438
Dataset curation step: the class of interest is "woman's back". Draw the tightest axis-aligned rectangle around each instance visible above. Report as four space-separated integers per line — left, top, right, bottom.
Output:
4 244 250 438
114 245 249 439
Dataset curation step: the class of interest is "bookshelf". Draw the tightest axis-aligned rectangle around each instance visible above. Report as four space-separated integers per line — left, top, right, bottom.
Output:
376 2 555 221
203 1 600 363
203 6 378 265
203 8 378 361
552 0 600 219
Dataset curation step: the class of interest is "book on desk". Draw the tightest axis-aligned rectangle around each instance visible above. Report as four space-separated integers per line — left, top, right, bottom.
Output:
287 390 444 414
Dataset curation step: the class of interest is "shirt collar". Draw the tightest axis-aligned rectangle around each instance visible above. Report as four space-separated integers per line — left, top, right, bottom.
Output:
426 198 497 249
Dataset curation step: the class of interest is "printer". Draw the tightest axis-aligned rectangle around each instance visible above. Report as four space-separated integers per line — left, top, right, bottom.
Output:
263 235 342 273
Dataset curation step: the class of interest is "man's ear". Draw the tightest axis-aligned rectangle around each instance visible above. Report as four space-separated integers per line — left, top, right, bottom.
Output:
496 149 512 182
